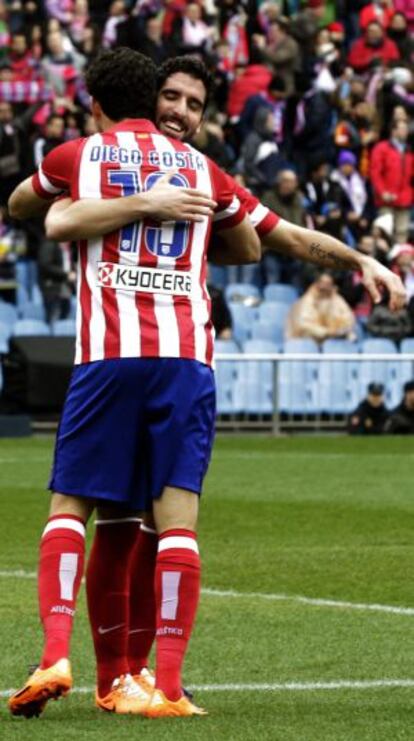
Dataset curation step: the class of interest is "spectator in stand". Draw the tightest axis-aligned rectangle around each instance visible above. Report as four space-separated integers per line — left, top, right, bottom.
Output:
334 99 379 177
339 233 377 320
384 380 414 433
286 272 356 342
207 279 233 340
347 20 400 73
0 99 40 205
237 74 288 147
303 156 332 228
388 243 414 300
102 0 127 48
131 15 174 65
329 149 370 243
366 290 412 342
175 2 216 56
387 11 414 62
371 212 394 262
379 67 414 134
394 0 414 31
226 56 272 122
38 237 76 323
33 113 65 166
239 107 283 194
9 32 37 81
290 72 335 177
251 17 300 94
370 119 413 242
192 120 234 170
348 382 389 435
359 0 395 31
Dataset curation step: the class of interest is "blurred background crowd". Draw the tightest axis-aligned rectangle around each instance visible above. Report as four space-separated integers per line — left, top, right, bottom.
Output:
0 0 414 348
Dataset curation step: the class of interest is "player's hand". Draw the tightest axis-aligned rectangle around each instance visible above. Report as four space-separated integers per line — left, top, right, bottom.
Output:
139 172 217 222
359 255 407 311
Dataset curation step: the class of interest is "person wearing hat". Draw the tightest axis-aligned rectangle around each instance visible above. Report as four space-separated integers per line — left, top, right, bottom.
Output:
384 380 414 433
329 149 370 242
348 382 389 435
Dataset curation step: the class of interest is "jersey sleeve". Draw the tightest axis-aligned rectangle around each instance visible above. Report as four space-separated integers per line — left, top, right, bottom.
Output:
31 139 84 200
207 160 247 230
232 179 280 237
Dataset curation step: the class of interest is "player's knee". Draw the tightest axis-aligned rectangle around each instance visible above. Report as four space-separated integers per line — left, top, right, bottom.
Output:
153 487 199 534
49 492 94 523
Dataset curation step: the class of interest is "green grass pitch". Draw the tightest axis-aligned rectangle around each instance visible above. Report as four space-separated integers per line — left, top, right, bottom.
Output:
1 434 414 740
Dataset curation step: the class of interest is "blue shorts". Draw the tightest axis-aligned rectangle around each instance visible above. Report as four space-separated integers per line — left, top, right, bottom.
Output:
49 357 216 509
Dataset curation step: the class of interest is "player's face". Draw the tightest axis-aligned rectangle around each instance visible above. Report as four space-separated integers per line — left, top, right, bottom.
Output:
156 72 206 142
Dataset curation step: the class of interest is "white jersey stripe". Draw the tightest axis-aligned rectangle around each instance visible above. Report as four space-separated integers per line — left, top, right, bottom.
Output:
191 159 213 364
114 131 142 358
78 134 105 361
150 134 181 357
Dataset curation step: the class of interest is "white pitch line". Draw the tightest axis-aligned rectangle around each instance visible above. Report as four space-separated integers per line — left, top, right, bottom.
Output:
1 569 414 617
2 679 414 699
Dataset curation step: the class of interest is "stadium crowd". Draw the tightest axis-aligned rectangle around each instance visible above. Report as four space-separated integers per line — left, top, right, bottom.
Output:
0 0 414 341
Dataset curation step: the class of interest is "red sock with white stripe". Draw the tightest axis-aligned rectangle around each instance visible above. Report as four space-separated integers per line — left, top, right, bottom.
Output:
86 518 140 697
155 529 200 702
38 515 86 669
128 524 158 675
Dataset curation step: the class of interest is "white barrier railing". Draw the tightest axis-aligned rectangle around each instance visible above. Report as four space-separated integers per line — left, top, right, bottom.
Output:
215 353 414 433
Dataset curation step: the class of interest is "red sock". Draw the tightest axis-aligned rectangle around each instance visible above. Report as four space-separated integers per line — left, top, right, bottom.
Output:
86 518 140 697
38 515 86 669
128 524 158 675
155 529 200 702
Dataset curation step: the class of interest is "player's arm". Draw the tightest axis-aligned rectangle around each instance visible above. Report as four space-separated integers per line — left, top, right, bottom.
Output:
8 176 52 219
209 166 260 263
45 173 217 241
8 139 81 220
264 219 407 311
214 214 260 263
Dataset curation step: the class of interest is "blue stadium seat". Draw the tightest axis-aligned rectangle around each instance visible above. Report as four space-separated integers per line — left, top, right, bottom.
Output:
16 283 30 308
0 321 11 354
0 301 18 328
251 320 284 345
69 295 77 319
19 302 47 322
319 339 360 413
258 301 290 327
51 319 77 336
13 319 50 337
15 260 39 301
229 302 258 344
360 338 399 404
31 284 44 306
279 338 320 413
263 283 299 304
239 340 279 413
400 339 414 354
399 339 414 397
215 339 243 414
224 283 260 304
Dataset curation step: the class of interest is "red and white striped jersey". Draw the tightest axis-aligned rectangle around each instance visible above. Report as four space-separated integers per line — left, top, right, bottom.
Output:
32 119 246 367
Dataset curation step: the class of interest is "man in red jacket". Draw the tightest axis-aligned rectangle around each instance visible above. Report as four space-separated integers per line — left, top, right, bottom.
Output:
348 20 400 72
370 120 414 242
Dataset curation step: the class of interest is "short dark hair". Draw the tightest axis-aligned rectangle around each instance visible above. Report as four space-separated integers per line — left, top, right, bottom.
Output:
85 48 157 122
156 55 213 110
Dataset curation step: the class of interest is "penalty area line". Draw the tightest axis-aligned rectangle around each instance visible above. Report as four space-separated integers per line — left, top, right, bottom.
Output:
2 679 414 699
1 569 414 617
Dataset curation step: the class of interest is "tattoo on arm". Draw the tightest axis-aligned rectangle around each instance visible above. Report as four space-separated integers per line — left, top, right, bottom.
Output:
309 241 349 270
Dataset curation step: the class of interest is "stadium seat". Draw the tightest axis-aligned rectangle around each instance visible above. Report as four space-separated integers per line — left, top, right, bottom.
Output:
258 301 290 326
224 282 260 304
239 340 279 414
229 302 258 344
279 338 320 414
69 295 77 319
31 284 44 306
13 319 50 337
400 339 414 354
0 301 18 328
19 302 47 322
251 320 284 345
399 339 414 397
263 283 299 304
215 339 243 414
0 321 11 354
360 338 399 405
51 319 77 336
319 339 360 413
15 260 39 301
16 283 30 308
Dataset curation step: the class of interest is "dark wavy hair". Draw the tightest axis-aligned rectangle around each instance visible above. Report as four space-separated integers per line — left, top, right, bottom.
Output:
85 48 157 121
156 55 213 111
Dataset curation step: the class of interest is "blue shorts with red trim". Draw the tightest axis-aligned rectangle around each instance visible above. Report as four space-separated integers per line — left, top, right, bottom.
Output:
49 357 216 509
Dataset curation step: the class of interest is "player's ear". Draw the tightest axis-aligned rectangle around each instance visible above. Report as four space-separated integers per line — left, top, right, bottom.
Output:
91 98 103 129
